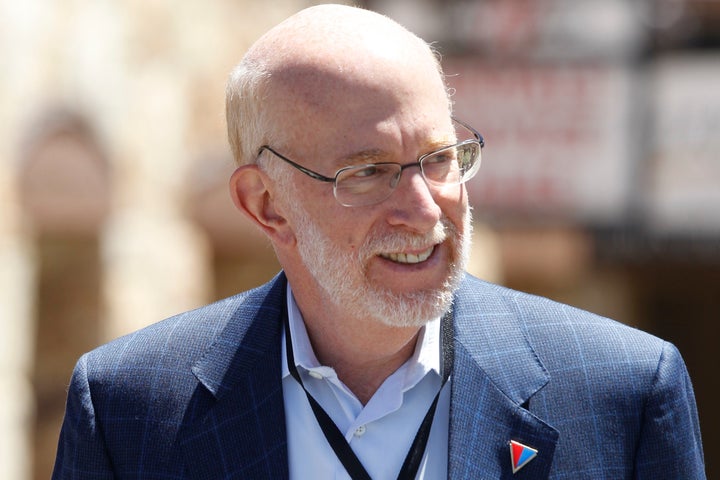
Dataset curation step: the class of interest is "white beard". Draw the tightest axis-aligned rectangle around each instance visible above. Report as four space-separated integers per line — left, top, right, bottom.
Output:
290 203 472 328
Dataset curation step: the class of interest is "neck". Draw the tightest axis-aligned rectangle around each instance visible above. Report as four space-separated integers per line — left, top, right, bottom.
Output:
295 295 422 405
315 324 421 405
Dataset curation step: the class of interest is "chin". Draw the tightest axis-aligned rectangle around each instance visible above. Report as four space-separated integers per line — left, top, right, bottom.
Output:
359 268 462 328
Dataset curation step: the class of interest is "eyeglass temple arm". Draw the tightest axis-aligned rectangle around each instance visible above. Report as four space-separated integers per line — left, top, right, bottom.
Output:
452 117 484 148
257 145 336 182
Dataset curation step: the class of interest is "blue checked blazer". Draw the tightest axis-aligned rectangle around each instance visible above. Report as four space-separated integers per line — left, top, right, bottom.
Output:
53 272 705 479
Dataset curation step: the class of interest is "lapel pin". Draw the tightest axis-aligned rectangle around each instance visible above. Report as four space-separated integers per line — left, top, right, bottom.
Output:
510 440 538 474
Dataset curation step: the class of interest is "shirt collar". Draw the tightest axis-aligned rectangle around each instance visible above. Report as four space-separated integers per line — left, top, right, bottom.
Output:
281 283 442 390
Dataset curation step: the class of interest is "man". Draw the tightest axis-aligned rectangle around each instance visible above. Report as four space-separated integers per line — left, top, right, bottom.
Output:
53 4 705 479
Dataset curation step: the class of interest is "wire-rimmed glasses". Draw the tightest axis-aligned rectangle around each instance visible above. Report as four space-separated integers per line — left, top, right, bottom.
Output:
257 118 484 207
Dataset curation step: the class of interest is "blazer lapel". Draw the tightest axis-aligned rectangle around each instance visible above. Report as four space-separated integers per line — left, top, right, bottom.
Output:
449 276 560 479
179 274 289 479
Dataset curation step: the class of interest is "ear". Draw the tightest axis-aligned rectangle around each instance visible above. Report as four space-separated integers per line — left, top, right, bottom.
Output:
229 164 296 246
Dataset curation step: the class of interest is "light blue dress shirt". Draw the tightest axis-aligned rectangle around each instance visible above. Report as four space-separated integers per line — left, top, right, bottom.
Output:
282 285 450 479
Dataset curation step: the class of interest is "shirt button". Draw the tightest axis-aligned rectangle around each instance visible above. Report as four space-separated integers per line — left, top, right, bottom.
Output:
308 370 324 380
354 425 366 437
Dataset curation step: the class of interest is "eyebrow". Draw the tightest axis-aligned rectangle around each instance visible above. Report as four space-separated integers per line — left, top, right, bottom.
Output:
337 149 389 167
336 137 457 168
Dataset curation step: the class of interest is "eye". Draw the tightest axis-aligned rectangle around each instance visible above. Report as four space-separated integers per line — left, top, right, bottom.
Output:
350 165 381 178
423 151 455 166
343 163 399 180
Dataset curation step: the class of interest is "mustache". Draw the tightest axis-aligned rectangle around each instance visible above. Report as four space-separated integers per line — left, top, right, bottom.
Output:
359 217 455 259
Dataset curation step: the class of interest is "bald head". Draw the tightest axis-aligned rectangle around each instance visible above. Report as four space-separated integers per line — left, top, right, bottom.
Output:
226 4 450 166
247 4 435 76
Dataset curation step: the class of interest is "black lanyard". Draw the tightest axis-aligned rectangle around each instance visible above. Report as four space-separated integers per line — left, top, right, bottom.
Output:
284 309 454 480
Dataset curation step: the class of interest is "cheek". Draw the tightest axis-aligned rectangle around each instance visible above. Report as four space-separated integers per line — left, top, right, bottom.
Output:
319 204 378 249
436 186 468 219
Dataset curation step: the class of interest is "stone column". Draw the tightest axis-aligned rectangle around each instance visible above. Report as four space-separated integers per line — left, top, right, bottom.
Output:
101 69 212 340
102 209 212 340
0 145 35 480
0 1 47 476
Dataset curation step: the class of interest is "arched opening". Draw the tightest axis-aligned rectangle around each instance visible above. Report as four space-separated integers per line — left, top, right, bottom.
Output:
18 108 111 480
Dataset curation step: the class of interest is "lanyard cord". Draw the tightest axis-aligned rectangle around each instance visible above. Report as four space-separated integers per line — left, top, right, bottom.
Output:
284 309 454 480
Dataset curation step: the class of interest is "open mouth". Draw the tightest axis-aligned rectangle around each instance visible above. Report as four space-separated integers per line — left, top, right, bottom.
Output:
379 245 435 264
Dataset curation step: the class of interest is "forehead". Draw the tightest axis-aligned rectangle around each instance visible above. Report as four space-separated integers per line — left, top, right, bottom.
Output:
264 56 451 163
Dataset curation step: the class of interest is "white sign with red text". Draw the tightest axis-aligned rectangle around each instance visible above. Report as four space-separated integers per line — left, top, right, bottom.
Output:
445 60 634 225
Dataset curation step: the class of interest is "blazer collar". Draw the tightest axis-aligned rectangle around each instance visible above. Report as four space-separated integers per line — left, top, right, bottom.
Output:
448 274 559 478
190 273 287 398
180 273 289 479
453 275 550 404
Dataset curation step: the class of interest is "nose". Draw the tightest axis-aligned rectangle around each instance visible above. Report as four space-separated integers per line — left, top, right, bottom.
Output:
384 166 442 232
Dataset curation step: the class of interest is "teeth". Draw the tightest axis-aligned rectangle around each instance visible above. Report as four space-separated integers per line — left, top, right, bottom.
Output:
382 246 434 264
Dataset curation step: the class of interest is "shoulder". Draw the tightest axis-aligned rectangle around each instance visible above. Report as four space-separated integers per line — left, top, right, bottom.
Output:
455 274 668 379
80 273 287 385
454 274 689 420
458 273 664 343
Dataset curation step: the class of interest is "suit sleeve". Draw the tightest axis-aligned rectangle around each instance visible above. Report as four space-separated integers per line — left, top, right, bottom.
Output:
634 342 706 480
52 354 115 479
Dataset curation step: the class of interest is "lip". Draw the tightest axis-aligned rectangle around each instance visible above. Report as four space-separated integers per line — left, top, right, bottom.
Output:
379 245 436 265
369 241 450 294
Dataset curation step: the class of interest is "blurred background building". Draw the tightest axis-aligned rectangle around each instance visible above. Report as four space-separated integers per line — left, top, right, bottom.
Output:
0 0 717 478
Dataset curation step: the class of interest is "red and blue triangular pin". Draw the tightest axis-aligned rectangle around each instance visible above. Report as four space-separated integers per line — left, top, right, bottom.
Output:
510 440 538 474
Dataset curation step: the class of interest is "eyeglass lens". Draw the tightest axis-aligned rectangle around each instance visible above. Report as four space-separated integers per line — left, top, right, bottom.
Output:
333 141 481 207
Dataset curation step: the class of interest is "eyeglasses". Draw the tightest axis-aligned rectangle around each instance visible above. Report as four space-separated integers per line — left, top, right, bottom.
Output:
257 118 484 207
